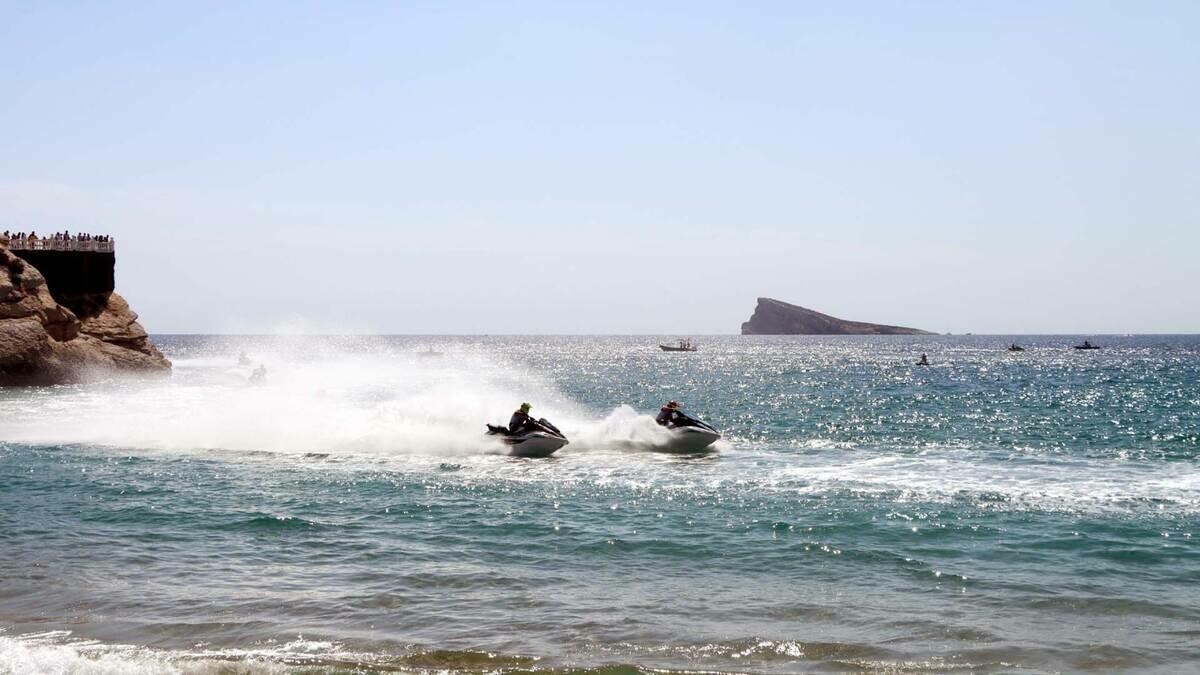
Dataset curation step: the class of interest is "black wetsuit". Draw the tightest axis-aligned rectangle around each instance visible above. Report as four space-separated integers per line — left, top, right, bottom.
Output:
509 411 537 434
656 408 684 428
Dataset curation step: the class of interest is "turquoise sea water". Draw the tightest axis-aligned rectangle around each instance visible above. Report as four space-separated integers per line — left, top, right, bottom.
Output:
1 335 1198 673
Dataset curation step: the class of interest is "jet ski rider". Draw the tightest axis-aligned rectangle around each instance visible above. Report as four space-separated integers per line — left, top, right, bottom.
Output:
509 402 539 434
656 401 686 428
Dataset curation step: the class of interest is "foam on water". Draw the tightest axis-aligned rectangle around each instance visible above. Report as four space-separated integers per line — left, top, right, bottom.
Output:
0 631 365 674
768 450 1200 514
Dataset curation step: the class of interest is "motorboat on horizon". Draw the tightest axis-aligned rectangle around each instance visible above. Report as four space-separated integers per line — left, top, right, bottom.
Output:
660 338 697 352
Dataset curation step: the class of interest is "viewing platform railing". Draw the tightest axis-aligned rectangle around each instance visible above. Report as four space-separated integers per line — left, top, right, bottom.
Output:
4 238 115 253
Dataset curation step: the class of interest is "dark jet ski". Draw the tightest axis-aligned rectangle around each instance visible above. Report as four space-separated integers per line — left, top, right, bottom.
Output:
1008 344 1025 352
486 418 569 458
1074 340 1100 350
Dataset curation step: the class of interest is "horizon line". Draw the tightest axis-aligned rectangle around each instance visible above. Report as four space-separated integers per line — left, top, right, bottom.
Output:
146 332 1200 337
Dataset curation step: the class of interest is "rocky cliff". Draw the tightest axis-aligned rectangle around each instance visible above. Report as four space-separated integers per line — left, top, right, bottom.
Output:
0 241 170 385
16 248 115 317
741 297 935 335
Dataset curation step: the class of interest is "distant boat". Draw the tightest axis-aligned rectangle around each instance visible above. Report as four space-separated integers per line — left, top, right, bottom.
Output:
1008 344 1025 352
660 339 697 352
1074 341 1100 350
417 346 443 357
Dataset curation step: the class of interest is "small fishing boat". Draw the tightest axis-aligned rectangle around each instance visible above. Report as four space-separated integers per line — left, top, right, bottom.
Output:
660 339 697 352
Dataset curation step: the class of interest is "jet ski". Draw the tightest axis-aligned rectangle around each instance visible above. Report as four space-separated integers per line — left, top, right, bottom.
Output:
1074 340 1100 350
486 418 569 458
660 415 722 453
1008 344 1025 352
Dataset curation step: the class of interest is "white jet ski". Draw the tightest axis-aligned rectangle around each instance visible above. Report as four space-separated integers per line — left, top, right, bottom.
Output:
665 423 722 452
486 418 569 458
657 401 720 449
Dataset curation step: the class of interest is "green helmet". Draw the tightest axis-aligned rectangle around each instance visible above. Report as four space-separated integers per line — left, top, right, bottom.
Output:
519 402 532 412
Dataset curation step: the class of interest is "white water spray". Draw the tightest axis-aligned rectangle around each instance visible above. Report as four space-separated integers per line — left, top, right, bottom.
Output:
0 340 704 459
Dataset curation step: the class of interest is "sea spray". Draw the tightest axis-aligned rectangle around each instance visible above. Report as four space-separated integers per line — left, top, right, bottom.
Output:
0 338 730 459
0 338 588 456
570 404 676 449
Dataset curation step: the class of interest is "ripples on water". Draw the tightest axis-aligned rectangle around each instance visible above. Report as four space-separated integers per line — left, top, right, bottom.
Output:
1 335 1198 673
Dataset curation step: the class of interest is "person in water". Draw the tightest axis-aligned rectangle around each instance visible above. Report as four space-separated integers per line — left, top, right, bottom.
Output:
509 402 538 434
656 401 686 427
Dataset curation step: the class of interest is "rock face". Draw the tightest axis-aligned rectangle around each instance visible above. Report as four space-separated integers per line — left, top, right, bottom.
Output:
741 297 935 335
0 242 170 385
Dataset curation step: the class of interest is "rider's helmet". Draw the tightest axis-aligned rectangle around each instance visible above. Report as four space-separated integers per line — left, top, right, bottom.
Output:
520 402 532 413
666 401 680 410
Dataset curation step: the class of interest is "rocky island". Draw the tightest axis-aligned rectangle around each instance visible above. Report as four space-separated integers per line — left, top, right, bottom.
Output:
1 235 170 385
741 297 934 335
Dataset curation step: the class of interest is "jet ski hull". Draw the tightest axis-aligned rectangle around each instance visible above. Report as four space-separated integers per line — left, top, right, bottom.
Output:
662 426 721 453
503 432 569 458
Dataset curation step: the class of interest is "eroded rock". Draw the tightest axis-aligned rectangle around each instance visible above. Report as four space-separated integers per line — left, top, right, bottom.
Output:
0 244 170 385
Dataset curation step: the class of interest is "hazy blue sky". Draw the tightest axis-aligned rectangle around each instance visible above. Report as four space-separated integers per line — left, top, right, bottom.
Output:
2 1 1197 333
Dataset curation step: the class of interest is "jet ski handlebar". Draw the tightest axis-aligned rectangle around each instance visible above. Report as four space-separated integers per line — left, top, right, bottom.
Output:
672 413 717 433
534 418 565 438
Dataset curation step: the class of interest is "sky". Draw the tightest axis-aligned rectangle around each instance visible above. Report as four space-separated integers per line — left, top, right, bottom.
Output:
2 1 1198 334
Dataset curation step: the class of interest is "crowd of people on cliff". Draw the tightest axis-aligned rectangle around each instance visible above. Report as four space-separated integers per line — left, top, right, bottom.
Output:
2 230 112 244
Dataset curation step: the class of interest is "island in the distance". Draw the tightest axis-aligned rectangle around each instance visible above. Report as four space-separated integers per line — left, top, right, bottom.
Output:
1 234 170 385
741 297 935 335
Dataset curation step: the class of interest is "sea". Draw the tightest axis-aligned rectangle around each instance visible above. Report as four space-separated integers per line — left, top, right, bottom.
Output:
1 335 1198 674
